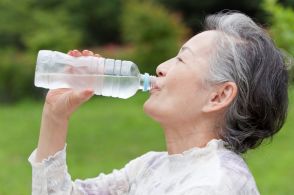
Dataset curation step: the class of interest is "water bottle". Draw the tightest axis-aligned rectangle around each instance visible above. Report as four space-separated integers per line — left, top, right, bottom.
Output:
34 50 155 99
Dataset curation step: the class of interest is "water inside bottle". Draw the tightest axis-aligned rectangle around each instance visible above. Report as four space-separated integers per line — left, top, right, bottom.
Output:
35 73 142 99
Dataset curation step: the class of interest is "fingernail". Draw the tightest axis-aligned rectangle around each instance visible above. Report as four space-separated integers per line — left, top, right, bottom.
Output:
82 50 89 55
83 50 93 56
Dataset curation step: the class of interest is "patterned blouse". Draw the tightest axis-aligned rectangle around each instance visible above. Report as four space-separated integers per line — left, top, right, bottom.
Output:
28 139 260 195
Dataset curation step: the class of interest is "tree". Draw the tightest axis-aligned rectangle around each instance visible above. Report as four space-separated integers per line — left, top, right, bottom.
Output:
121 0 188 74
263 0 294 83
158 0 268 34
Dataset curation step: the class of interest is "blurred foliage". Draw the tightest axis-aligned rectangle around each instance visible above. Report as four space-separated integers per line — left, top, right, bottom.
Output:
0 0 82 51
61 0 122 46
158 0 268 33
0 0 293 102
121 0 188 74
23 10 81 53
263 0 294 83
279 0 294 7
0 49 38 102
0 0 82 102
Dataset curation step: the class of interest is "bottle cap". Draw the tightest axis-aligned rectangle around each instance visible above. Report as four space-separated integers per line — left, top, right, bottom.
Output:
143 73 150 91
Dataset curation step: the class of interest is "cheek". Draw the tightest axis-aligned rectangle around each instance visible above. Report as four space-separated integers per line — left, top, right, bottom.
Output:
143 88 193 122
143 92 200 123
143 69 208 121
166 73 199 101
163 73 208 114
143 87 179 121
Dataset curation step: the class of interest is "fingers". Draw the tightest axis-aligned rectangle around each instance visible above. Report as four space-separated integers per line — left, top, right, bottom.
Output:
82 50 94 56
79 89 94 102
68 50 82 57
68 49 101 57
43 88 94 121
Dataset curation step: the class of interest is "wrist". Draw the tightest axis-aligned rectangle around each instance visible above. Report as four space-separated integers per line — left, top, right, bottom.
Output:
41 107 69 133
43 102 70 123
36 108 69 162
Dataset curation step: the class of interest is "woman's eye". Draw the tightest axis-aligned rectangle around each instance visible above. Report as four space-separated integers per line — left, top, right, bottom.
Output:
176 57 184 63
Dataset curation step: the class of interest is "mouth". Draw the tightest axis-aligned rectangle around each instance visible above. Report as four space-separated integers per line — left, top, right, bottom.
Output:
150 82 161 94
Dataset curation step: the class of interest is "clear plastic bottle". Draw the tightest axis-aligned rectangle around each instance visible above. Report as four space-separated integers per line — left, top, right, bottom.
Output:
34 50 155 99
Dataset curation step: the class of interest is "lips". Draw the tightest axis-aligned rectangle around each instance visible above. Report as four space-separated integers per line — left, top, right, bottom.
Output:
150 80 161 94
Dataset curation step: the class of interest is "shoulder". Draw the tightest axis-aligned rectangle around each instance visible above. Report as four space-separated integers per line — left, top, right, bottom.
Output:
182 147 259 194
123 151 166 178
214 149 260 194
130 151 165 166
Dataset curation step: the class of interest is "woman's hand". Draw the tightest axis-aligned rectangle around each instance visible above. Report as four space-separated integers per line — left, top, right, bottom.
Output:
43 88 93 123
35 49 99 162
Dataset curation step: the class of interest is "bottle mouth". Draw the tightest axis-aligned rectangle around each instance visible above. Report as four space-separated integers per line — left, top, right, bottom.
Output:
140 73 156 91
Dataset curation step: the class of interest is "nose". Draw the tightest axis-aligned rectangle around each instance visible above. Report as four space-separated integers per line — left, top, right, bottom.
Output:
156 67 164 77
156 61 169 77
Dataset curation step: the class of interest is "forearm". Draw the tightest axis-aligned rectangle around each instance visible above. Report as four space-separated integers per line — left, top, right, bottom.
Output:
29 51 96 194
35 109 69 162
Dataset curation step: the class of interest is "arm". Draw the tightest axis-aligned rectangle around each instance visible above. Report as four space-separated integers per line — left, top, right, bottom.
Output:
30 50 139 194
29 144 143 195
35 88 93 162
35 50 94 162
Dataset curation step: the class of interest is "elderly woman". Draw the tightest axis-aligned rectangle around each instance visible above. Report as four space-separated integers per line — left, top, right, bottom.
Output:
29 12 288 194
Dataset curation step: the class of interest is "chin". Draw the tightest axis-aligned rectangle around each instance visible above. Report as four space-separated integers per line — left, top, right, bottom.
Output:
143 98 162 122
143 97 170 123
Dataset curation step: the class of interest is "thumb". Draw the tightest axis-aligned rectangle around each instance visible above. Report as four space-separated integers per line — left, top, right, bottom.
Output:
78 89 94 103
67 89 94 110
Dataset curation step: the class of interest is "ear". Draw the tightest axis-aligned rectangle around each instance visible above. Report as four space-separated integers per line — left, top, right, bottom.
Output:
202 82 237 113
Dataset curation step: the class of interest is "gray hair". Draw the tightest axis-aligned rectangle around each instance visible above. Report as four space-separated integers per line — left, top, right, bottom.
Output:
204 11 289 154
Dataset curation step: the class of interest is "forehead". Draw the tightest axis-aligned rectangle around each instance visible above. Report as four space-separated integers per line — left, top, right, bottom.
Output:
182 30 218 56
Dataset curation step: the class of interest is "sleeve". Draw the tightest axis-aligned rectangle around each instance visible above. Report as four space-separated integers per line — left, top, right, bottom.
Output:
28 145 146 195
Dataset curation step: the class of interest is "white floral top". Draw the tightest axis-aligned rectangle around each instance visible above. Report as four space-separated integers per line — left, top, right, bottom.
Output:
28 139 260 195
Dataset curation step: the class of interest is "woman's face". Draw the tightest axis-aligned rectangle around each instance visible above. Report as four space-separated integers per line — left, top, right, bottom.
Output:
144 31 218 124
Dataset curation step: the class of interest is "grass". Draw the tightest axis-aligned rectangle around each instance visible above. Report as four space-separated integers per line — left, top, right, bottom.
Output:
0 88 293 194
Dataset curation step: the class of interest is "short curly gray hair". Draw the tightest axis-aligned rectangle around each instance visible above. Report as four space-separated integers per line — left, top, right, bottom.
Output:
204 11 289 154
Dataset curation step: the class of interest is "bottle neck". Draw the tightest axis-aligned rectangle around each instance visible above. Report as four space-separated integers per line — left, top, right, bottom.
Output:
139 73 155 91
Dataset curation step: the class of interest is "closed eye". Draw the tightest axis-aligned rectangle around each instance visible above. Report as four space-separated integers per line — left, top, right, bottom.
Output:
176 57 184 63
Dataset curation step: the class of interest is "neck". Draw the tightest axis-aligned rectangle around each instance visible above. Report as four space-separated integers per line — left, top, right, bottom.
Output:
162 120 219 155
